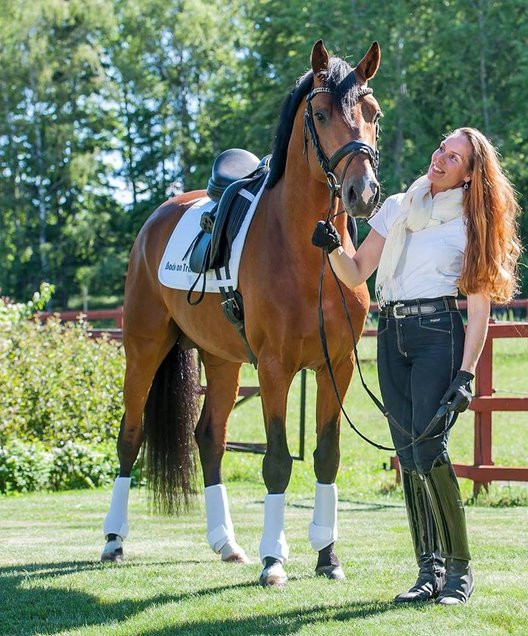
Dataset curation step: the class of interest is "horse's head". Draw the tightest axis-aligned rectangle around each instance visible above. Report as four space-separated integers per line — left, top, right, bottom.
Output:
305 40 382 217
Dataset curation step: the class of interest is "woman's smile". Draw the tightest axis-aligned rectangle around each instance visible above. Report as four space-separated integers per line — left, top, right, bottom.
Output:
427 132 471 194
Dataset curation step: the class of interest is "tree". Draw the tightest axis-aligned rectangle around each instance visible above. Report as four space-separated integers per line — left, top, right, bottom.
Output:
0 0 122 306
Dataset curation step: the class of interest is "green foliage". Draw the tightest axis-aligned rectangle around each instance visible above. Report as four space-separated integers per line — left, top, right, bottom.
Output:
0 440 52 494
0 286 124 492
0 282 54 324
0 0 526 305
0 439 117 494
48 441 116 491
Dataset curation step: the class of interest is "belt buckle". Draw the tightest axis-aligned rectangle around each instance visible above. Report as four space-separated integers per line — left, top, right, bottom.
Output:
392 302 406 319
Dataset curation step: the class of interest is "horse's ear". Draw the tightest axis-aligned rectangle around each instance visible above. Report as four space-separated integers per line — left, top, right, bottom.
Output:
311 40 330 78
355 41 381 81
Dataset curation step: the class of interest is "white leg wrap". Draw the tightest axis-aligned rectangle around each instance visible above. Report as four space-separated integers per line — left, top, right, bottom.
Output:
259 493 289 564
205 484 235 553
103 477 131 539
309 482 338 551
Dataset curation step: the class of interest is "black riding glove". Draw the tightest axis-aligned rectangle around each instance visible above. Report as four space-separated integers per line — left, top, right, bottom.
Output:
311 220 342 253
440 370 474 413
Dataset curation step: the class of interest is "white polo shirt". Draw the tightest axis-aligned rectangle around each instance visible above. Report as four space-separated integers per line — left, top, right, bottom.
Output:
368 193 467 301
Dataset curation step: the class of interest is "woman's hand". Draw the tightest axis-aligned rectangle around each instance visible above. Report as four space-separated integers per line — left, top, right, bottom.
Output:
440 370 474 413
311 221 342 253
311 222 385 290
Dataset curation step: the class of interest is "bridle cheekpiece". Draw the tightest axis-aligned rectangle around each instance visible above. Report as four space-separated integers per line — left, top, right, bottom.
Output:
303 83 379 198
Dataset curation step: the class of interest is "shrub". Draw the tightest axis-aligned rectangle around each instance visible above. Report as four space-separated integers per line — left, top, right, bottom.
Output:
48 441 117 491
0 440 52 494
0 285 125 493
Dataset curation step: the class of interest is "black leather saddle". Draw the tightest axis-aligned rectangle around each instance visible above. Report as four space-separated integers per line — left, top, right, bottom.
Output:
187 149 271 275
207 148 261 201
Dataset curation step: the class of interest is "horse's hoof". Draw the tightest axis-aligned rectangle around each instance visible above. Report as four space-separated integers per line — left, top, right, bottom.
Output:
259 558 287 588
100 537 124 563
220 540 251 564
315 564 346 580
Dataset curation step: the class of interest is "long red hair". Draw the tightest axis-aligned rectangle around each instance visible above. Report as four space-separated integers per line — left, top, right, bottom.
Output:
456 127 522 304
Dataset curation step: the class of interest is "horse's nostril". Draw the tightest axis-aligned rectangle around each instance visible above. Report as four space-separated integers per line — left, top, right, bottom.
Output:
347 185 357 205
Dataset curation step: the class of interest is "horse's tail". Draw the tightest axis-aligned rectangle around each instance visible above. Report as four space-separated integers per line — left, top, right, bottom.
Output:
143 343 200 514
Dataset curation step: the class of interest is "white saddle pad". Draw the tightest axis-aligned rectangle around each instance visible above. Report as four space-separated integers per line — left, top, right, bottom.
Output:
158 177 267 292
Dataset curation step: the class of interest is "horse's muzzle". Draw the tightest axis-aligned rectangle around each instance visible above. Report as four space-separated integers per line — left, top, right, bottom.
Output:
342 174 380 217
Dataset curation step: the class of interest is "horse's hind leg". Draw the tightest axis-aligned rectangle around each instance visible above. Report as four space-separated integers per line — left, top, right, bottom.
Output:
195 352 250 564
101 328 176 562
310 360 353 580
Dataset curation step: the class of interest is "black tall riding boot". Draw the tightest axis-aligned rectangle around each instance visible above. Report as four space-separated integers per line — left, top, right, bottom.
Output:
394 468 445 603
424 454 474 605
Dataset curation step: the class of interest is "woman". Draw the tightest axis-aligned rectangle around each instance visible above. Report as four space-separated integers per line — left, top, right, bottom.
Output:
312 127 522 605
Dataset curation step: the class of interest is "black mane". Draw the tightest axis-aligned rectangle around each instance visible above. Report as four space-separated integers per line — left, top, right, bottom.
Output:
266 57 361 189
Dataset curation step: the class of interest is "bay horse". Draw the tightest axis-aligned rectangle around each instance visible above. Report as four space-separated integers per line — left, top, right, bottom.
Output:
101 40 382 587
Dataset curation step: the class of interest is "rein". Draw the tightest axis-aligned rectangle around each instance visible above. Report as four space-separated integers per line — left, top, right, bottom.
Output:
319 249 457 453
308 83 454 452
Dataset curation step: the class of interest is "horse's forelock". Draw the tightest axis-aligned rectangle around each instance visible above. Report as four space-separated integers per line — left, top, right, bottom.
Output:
327 58 361 126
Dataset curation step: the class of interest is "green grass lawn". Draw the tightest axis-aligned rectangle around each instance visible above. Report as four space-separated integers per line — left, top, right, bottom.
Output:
0 487 527 635
0 337 527 635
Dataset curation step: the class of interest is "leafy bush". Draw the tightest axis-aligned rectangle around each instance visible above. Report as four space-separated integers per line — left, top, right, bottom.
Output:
48 441 117 491
0 285 125 493
0 439 120 494
0 440 52 494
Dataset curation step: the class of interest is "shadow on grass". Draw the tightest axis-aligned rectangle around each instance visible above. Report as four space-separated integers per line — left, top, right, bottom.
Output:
0 560 398 635
140 601 398 635
288 499 404 512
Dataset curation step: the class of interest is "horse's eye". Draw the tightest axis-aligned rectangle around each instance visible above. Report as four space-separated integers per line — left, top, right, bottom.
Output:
314 111 326 123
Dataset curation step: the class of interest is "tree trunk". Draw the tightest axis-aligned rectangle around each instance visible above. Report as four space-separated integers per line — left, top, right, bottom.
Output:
476 0 491 134
393 35 405 186
30 71 49 287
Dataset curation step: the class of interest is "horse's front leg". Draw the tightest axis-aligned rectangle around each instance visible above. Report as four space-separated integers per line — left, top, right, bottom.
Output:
311 359 353 580
257 360 295 587
195 353 250 564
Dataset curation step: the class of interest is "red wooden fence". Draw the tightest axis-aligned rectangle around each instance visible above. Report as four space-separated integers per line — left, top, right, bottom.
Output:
39 299 528 340
38 307 124 339
453 321 528 495
38 305 528 491
390 320 528 495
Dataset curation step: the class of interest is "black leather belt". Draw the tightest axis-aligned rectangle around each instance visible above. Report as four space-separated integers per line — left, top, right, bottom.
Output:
380 297 458 319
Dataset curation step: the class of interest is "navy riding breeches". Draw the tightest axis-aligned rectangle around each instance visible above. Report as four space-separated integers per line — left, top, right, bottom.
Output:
377 305 465 474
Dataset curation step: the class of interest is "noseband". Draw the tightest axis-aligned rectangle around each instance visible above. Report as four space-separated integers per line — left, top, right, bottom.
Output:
304 85 379 196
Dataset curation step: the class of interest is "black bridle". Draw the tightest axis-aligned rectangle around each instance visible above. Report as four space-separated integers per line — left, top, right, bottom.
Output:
303 85 379 198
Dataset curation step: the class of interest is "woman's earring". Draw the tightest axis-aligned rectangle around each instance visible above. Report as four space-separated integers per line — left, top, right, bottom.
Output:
463 181 470 191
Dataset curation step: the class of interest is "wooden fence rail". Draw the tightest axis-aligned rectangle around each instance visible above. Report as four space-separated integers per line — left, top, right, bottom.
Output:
38 305 528 490
453 321 528 495
390 320 528 495
38 307 124 339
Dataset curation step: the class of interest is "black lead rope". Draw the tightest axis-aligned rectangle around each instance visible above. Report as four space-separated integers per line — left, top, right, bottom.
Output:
318 215 457 453
317 250 394 451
